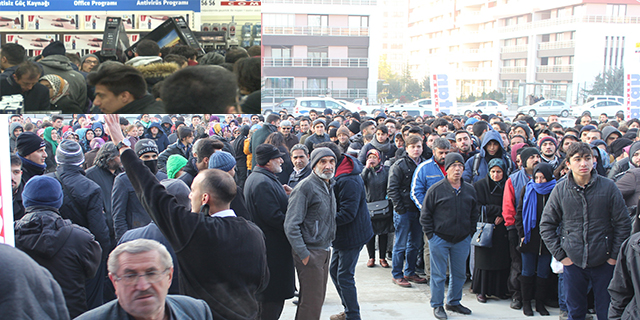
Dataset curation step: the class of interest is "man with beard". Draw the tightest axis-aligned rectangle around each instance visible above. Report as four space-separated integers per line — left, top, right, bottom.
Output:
285 147 337 320
502 147 541 310
112 139 168 241
11 154 25 220
279 120 299 151
455 130 477 162
288 144 312 189
358 125 397 166
409 138 451 282
86 142 123 245
244 144 295 320
537 136 561 170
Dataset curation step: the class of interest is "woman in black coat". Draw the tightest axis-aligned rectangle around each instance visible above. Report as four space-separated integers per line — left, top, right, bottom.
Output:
515 163 555 316
472 158 510 303
360 149 393 268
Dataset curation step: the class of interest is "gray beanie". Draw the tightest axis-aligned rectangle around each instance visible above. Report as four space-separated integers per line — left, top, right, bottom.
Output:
208 150 236 172
312 119 326 127
160 179 191 210
135 139 159 157
629 141 640 160
444 152 464 171
310 147 336 169
80 53 99 67
56 140 85 166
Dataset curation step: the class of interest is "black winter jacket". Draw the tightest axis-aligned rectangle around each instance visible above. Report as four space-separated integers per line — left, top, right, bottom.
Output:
388 154 424 215
14 208 101 318
420 178 479 243
86 165 122 241
158 141 190 171
47 165 110 253
608 232 640 320
540 170 631 269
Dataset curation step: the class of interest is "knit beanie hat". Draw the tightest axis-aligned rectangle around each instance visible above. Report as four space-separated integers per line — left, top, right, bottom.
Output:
510 142 526 163
16 131 46 157
161 179 191 210
22 175 63 209
465 117 479 126
336 125 350 137
56 140 85 166
629 141 640 159
42 41 65 57
80 53 99 66
328 121 340 129
520 147 540 167
608 138 633 158
537 136 558 148
310 147 336 169
579 125 596 137
135 139 158 157
347 120 360 135
444 152 465 171
312 119 325 128
166 154 188 179
208 151 236 172
255 144 285 166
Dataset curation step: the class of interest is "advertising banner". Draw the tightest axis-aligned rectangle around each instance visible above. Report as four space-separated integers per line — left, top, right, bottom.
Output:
0 116 14 246
0 0 200 12
624 40 640 120
430 72 456 115
201 0 260 13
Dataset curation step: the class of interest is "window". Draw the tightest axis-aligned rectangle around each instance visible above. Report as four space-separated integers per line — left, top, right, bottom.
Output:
349 16 369 28
263 14 294 27
541 34 550 42
271 47 291 59
556 32 564 41
307 78 327 89
606 4 626 17
541 57 549 65
308 15 328 27
265 78 294 88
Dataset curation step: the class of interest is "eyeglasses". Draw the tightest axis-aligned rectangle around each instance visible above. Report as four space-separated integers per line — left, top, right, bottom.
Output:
83 60 99 65
281 127 291 130
113 268 170 286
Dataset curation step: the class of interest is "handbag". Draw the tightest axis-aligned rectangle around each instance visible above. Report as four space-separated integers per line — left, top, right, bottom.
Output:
471 206 494 248
367 199 393 220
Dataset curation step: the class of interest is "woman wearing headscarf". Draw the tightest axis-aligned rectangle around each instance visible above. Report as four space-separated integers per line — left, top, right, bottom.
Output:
91 122 108 142
43 127 59 173
83 138 105 170
360 149 393 268
515 163 556 316
233 125 250 188
472 158 510 303
78 128 95 153
39 74 83 113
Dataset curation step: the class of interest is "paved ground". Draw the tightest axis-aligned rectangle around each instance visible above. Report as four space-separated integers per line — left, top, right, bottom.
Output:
281 247 563 319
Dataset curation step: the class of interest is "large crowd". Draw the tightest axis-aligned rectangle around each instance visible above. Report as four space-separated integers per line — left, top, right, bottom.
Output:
0 40 260 114
5 109 640 320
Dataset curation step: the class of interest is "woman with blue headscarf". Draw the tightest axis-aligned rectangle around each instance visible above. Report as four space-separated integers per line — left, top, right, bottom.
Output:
515 162 556 316
472 158 510 303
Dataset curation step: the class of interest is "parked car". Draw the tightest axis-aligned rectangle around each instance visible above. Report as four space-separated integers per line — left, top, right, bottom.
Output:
459 100 509 115
571 100 624 118
517 99 571 117
585 95 624 104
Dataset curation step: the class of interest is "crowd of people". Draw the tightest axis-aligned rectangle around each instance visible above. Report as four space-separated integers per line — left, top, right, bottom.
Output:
5 108 640 320
0 40 260 114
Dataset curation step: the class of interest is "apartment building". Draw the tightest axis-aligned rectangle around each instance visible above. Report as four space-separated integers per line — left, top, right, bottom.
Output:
379 0 409 76
407 0 640 105
262 0 379 105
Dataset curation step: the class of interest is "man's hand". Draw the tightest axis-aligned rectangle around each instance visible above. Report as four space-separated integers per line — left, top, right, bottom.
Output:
607 258 617 266
494 216 504 225
283 184 292 196
104 114 125 145
301 256 309 266
561 257 573 266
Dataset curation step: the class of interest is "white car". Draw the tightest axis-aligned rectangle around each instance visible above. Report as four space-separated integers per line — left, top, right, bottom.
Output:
571 100 624 118
459 100 509 116
517 99 571 118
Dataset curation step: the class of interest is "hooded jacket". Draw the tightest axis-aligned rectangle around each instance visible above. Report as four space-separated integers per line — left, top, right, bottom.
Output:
14 207 101 318
39 55 87 109
160 115 173 136
144 122 170 152
608 232 640 320
9 122 22 153
333 153 374 249
463 129 513 183
132 60 179 93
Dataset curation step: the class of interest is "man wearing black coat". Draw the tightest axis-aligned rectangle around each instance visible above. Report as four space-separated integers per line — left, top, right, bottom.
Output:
244 144 294 319
208 151 251 221
16 132 47 185
47 139 110 311
250 113 280 168
316 142 373 320
14 175 102 318
104 114 269 320
86 142 123 244
0 61 50 111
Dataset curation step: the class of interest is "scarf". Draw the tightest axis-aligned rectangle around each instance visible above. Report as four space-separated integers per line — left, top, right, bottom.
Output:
370 137 391 154
39 74 69 104
43 127 58 156
522 179 556 244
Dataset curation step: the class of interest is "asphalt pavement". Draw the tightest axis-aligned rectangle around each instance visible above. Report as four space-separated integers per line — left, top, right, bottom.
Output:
280 246 565 319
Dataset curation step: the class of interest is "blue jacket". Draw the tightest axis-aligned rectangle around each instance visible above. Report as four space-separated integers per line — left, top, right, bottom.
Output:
410 157 445 210
463 129 513 184
333 154 374 250
144 122 170 152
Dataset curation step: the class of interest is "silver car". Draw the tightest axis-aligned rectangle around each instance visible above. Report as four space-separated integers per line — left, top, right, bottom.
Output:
517 99 570 118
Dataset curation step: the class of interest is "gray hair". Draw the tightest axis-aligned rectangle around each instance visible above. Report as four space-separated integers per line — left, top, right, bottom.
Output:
93 142 119 169
290 144 309 156
432 137 451 151
107 239 173 274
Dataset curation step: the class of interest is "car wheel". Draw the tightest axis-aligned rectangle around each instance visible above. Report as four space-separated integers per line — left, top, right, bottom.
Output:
582 111 591 117
560 110 569 117
528 109 537 117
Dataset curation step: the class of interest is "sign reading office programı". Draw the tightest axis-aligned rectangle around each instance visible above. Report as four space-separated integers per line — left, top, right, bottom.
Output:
0 0 200 10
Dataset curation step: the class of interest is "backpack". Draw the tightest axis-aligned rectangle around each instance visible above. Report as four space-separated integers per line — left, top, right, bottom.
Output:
472 153 513 180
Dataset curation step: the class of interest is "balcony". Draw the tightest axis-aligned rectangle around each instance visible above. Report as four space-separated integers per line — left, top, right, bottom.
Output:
263 57 369 68
537 65 573 73
456 67 495 79
263 0 376 4
498 15 640 34
262 88 369 100
538 40 574 50
501 45 528 53
263 26 369 36
501 66 526 73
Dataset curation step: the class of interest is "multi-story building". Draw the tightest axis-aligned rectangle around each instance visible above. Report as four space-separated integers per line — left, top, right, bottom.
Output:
262 0 379 107
407 0 640 105
379 0 409 76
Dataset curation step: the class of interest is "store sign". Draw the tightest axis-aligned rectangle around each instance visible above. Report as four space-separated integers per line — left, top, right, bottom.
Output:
625 40 640 120
0 0 200 11
201 0 260 13
0 116 14 246
430 73 456 115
